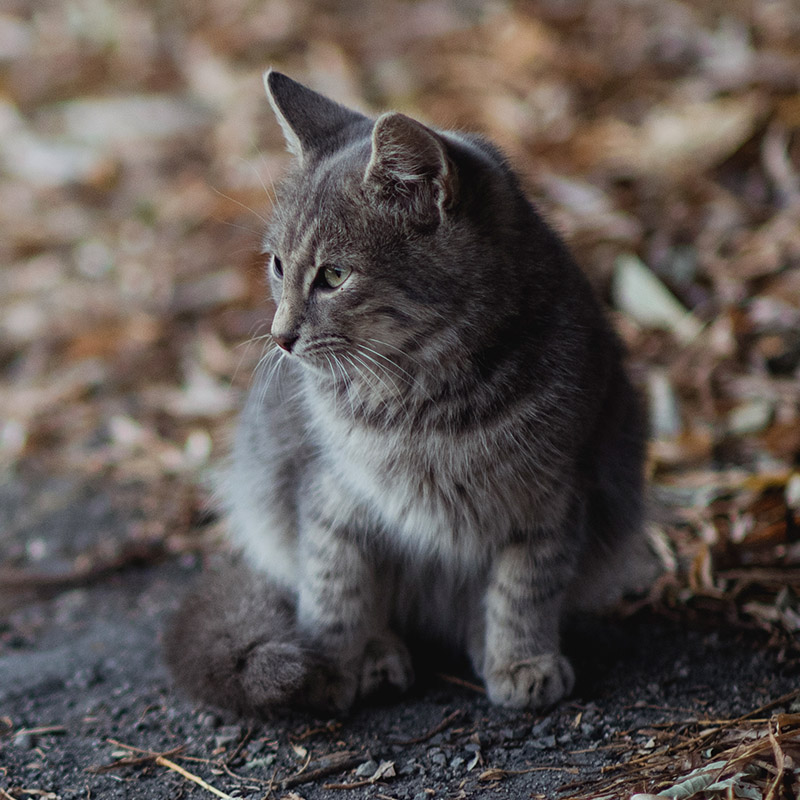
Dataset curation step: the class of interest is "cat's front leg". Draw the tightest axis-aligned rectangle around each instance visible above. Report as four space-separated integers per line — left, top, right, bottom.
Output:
476 539 575 710
297 500 413 710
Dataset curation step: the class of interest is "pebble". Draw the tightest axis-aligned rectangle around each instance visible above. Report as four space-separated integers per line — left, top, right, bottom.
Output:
244 755 276 770
530 734 556 750
355 759 378 777
214 724 241 749
13 732 34 750
197 711 219 728
531 718 554 736
500 724 529 740
245 739 266 756
68 665 102 690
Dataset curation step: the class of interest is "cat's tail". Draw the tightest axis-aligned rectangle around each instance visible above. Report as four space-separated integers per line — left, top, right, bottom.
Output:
163 561 322 715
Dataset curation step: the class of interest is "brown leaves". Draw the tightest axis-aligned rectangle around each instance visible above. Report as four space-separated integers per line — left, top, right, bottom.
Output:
1 2 799 643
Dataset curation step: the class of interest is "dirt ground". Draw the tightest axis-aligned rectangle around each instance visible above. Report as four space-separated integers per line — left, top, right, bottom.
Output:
2 1 800 797
1 472 798 800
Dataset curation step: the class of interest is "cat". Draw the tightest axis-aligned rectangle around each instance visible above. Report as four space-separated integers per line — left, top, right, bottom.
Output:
164 70 651 715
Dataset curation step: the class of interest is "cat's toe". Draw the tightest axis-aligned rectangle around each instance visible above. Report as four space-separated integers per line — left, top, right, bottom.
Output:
359 633 414 698
485 653 574 710
304 666 359 713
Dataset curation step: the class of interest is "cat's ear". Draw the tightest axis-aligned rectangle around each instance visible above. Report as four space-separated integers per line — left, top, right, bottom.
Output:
365 112 456 227
264 70 367 163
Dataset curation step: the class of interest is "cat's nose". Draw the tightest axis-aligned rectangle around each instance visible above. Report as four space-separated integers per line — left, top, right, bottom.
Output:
273 331 299 352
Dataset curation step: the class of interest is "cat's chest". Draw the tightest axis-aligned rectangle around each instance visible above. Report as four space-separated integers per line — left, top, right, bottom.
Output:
316 412 532 557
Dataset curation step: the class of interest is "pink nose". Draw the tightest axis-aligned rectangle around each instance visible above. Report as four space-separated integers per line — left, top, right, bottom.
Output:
273 332 298 352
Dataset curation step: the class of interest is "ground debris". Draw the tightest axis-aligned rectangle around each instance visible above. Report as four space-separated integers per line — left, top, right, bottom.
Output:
562 695 800 800
2 1 800 799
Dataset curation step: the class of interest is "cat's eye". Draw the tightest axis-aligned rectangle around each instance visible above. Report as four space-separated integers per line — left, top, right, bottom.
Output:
318 264 351 289
271 255 283 279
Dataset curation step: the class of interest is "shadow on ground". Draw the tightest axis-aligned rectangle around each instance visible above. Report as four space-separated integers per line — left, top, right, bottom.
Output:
1 476 797 799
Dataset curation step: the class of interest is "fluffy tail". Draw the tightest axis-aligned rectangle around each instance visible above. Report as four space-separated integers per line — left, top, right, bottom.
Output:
164 561 322 715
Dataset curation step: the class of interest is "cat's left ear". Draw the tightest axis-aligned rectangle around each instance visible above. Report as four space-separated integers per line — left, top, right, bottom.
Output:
365 112 456 228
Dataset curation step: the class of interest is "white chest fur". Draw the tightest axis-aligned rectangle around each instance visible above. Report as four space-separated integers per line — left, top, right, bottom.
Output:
306 392 547 566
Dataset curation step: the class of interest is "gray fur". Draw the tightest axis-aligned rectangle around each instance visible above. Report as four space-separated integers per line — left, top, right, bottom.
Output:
165 71 650 713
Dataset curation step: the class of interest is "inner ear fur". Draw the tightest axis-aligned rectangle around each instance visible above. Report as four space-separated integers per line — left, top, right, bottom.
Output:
365 112 456 223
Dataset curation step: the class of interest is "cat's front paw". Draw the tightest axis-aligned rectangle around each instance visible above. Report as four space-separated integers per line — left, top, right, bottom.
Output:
360 632 414 698
484 653 574 710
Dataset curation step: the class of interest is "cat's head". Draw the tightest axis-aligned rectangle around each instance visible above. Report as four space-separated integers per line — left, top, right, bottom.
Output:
261 71 528 396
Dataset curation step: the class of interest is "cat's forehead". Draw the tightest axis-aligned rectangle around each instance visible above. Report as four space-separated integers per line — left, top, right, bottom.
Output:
269 146 381 262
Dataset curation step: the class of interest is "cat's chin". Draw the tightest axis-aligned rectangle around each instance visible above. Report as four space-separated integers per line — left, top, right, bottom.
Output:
297 353 354 388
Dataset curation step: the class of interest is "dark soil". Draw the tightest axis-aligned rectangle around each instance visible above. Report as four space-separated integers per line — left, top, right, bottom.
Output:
1 475 798 799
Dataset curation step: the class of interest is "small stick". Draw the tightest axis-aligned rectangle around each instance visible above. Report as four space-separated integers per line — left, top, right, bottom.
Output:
15 726 67 737
156 755 235 800
224 725 252 765
435 673 486 693
98 739 233 799
282 751 365 789
88 746 185 774
387 709 465 745
479 765 580 781
323 778 378 790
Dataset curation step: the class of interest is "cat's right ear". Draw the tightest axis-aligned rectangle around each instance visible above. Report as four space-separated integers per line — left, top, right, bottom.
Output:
364 112 456 230
264 70 367 164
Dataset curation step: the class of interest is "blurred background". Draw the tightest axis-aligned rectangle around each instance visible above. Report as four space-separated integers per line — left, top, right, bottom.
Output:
1 0 799 639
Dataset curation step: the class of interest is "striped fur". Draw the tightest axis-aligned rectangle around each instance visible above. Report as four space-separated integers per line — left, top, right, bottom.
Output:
165 72 651 714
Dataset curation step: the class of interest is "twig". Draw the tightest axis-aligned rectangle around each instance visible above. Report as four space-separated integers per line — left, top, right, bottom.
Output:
323 778 379 790
88 746 185 774
0 541 168 594
480 765 580 781
156 755 235 800
387 709 465 746
435 673 486 693
224 725 252 765
93 739 233 799
282 750 364 789
15 726 67 737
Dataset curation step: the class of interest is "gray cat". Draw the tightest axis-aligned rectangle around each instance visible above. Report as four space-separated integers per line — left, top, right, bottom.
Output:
165 71 650 714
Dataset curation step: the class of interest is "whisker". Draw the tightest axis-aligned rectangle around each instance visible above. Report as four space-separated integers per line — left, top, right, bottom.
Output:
355 343 416 384
331 353 357 423
234 327 274 382
348 351 412 427
254 347 286 424
208 184 270 226
361 340 433 402
254 149 280 205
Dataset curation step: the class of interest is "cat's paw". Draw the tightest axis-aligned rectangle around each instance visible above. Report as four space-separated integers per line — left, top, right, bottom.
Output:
484 653 574 710
359 632 414 698
304 665 359 713
302 633 413 712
